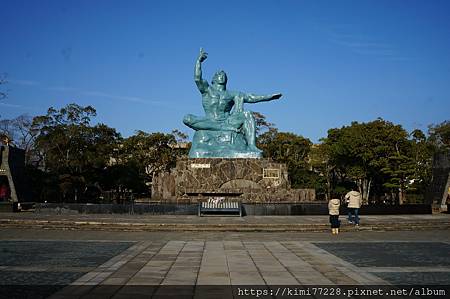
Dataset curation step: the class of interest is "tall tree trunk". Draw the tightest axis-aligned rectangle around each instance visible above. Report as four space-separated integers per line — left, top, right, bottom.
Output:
391 191 397 205
326 175 331 200
358 178 372 205
398 186 405 205
358 178 363 195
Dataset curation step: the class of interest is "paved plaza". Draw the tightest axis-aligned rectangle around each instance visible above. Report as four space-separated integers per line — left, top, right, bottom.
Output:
0 225 449 298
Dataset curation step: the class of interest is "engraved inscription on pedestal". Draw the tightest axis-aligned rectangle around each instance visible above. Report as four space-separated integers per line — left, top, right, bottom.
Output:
191 163 211 169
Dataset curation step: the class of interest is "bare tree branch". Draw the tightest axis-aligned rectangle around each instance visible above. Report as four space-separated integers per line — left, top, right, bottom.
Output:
0 73 7 100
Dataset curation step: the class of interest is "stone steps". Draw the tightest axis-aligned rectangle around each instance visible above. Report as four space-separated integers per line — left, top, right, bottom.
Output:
1 218 449 232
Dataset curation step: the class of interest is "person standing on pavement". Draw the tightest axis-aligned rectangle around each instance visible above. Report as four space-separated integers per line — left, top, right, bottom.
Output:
328 196 341 235
345 186 362 226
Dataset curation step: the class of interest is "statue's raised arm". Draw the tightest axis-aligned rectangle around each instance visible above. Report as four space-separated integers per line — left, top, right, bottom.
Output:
194 48 209 94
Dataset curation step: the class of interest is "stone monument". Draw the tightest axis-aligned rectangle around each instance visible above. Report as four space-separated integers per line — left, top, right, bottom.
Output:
152 49 315 203
0 144 29 203
426 150 450 211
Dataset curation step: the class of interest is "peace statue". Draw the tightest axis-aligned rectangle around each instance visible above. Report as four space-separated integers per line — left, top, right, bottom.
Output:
183 48 282 158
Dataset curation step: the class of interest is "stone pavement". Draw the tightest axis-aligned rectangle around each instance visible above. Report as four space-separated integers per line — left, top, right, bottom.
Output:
1 213 450 298
62 240 450 286
0 228 450 298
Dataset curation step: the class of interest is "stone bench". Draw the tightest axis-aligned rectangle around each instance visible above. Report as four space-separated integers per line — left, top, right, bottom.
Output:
198 199 242 217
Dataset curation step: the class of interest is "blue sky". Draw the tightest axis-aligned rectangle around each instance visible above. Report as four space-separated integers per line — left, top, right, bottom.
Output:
1 0 449 142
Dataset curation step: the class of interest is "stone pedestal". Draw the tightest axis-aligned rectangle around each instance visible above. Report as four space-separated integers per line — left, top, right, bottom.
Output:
152 158 315 203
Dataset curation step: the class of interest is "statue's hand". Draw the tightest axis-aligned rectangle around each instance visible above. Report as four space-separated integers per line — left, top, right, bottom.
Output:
270 93 282 100
198 48 208 62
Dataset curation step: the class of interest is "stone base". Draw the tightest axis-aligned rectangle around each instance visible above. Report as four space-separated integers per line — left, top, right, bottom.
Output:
189 130 262 158
152 158 315 203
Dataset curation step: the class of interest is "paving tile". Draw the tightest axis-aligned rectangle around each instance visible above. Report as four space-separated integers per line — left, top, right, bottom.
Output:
127 277 162 285
260 271 299 285
144 260 173 267
229 271 265 285
88 284 122 296
197 277 231 285
102 277 129 285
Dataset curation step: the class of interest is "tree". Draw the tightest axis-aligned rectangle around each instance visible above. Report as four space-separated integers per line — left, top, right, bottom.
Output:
32 103 97 172
257 131 313 188
429 120 450 149
324 118 412 203
120 131 183 187
408 129 434 196
100 163 146 196
252 111 276 136
171 129 189 143
31 103 120 202
0 115 38 164
103 130 190 197
308 143 334 199
380 145 415 205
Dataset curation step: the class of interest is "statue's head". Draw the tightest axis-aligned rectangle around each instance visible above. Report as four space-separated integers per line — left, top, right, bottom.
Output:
212 70 227 85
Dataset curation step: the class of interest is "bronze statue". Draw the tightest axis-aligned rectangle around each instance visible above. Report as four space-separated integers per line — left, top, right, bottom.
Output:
183 48 282 158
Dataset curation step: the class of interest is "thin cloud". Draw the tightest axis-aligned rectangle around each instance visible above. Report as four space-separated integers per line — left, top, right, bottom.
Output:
9 79 40 86
329 32 395 56
325 26 409 60
0 102 31 109
10 78 166 106
379 56 412 62
351 47 396 57
81 90 161 104
46 86 78 92
47 86 159 104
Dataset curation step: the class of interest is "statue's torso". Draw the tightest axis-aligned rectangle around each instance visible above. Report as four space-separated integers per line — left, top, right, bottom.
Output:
202 87 235 120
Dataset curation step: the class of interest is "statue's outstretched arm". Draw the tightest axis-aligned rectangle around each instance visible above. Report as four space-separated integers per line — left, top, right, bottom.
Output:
244 93 282 103
194 48 209 94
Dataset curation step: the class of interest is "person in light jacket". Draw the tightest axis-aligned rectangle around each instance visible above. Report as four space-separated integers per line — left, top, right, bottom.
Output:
328 197 341 234
345 186 362 226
